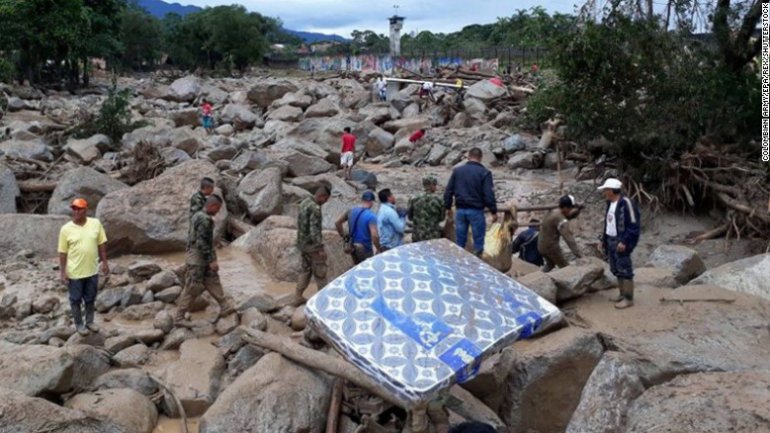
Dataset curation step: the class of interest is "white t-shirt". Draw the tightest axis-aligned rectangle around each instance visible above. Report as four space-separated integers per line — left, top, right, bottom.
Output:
376 80 386 91
422 82 434 91
606 201 618 237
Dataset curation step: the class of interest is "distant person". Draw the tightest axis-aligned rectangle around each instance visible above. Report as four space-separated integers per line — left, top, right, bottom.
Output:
201 100 214 134
511 218 544 267
531 63 540 74
340 127 356 180
58 198 109 336
176 195 234 324
377 188 406 252
449 421 497 433
336 191 381 264
311 65 316 78
295 186 332 305
408 175 446 242
444 148 498 256
376 76 387 101
190 177 215 220
419 81 435 102
409 128 426 144
538 195 583 272
598 178 641 309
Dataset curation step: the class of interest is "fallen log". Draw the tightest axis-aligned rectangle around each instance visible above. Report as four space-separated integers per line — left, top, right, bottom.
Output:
18 180 57 193
326 379 344 433
238 327 506 431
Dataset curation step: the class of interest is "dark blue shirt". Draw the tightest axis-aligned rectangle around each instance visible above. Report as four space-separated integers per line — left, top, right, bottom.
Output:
349 207 378 252
444 161 497 213
511 227 544 266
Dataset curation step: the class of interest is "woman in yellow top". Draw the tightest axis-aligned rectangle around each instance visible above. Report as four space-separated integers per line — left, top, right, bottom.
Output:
58 198 109 336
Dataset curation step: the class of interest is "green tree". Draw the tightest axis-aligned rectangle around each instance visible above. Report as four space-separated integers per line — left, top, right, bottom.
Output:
117 4 163 71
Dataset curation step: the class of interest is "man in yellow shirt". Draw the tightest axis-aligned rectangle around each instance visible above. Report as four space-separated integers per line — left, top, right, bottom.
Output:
58 198 109 336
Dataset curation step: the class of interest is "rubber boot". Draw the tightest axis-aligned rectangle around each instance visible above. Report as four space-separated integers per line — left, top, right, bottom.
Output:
84 303 99 333
615 280 635 309
71 303 89 336
609 280 625 303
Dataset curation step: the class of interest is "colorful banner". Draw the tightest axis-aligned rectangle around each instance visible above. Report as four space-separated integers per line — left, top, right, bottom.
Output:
298 55 499 74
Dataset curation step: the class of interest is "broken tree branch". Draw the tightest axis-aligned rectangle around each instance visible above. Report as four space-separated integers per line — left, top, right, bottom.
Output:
238 327 506 431
326 379 344 433
18 180 57 193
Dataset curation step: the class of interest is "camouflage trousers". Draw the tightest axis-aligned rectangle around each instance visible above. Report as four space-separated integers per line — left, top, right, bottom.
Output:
176 265 232 318
296 249 328 295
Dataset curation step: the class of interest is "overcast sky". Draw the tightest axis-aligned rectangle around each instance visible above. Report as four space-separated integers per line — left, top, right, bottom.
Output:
177 0 582 36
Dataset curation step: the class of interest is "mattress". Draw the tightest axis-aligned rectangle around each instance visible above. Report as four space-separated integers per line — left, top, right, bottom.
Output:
305 239 562 408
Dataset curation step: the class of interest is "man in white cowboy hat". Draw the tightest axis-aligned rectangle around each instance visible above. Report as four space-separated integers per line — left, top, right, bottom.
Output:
598 178 641 309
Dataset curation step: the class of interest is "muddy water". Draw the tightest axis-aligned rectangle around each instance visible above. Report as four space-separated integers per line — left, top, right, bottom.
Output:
153 416 199 433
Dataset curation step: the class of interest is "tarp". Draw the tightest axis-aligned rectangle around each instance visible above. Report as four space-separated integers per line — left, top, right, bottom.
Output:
305 239 563 408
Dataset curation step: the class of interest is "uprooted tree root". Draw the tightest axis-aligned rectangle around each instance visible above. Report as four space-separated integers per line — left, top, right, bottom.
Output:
118 140 167 185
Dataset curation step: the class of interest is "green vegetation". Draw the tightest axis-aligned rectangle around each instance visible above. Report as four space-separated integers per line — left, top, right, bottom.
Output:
0 1 298 86
524 0 762 184
74 82 146 144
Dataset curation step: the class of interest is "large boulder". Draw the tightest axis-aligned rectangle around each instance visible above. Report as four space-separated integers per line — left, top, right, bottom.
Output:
0 163 19 213
465 79 509 102
566 352 646 433
633 267 678 288
0 214 69 259
286 118 361 161
92 369 159 397
389 84 419 112
48 167 128 216
365 127 395 157
0 139 52 161
160 339 225 416
170 107 200 127
165 75 202 102
688 253 770 300
645 245 706 285
271 91 313 109
65 388 158 433
549 262 604 301
0 341 73 396
0 387 125 433
232 215 354 283
248 79 299 108
199 352 332 433
220 104 261 131
65 134 110 163
517 271 558 304
96 160 224 253
382 116 431 135
267 105 303 123
475 328 604 433
282 152 334 177
272 137 330 161
624 371 770 433
305 98 340 118
236 167 283 223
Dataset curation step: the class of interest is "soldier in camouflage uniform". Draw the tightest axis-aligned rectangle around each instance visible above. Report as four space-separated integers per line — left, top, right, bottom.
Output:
176 195 234 323
408 175 446 242
189 177 215 219
294 185 331 305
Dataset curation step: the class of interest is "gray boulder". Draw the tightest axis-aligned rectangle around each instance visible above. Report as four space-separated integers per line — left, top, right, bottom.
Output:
170 107 200 127
645 245 706 285
199 352 332 433
66 388 158 433
165 75 202 102
549 262 604 301
220 104 261 131
48 167 128 216
96 160 224 253
268 105 303 122
272 92 313 109
365 127 395 157
248 79 299 108
517 271 558 304
92 369 159 397
0 387 125 433
237 167 283 223
160 339 225 416
0 163 19 213
305 98 340 118
283 152 334 177
507 151 540 170
0 139 52 161
0 341 74 396
466 79 508 102
0 214 69 259
65 134 110 163
688 253 770 300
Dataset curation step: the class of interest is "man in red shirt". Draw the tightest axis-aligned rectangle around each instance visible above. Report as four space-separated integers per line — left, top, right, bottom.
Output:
409 129 426 143
340 127 356 180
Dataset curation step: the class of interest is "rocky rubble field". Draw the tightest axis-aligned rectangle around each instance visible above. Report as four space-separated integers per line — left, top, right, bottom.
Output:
0 72 769 433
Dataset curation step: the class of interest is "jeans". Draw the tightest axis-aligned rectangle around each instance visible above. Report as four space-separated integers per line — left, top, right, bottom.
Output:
455 208 486 254
68 275 98 306
606 237 634 280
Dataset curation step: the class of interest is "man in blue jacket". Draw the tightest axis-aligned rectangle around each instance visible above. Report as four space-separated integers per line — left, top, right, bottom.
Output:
511 218 544 267
444 148 498 255
598 178 641 309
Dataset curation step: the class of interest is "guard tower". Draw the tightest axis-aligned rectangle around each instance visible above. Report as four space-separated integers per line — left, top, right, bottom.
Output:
389 15 405 56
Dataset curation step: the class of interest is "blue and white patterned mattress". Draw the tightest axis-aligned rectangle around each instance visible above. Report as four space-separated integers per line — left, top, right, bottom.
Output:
305 239 562 408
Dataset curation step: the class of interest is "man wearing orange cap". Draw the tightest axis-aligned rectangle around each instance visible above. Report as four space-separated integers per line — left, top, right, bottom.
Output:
58 198 109 336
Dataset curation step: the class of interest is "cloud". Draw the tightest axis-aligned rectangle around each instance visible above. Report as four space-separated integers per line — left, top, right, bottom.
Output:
179 0 580 36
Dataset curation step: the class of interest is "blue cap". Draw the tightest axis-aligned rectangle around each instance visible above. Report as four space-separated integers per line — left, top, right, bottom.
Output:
362 191 375 201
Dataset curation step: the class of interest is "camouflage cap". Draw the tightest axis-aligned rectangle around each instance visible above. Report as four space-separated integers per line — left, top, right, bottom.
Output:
422 175 438 186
